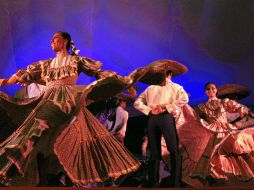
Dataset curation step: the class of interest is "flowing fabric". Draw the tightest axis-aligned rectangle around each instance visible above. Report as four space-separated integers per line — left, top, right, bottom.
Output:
187 98 254 186
176 104 213 187
210 127 254 184
0 55 141 186
156 99 254 187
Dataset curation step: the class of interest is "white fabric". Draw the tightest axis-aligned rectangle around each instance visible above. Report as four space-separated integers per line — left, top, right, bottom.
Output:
26 83 46 98
134 79 189 116
226 103 248 122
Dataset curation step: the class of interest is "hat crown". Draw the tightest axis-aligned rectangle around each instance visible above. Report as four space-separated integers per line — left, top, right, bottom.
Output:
139 59 188 85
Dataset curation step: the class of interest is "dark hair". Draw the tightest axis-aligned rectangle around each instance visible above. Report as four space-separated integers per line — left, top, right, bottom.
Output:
204 82 217 90
57 31 72 51
87 97 116 116
57 31 79 55
166 70 173 77
226 94 238 100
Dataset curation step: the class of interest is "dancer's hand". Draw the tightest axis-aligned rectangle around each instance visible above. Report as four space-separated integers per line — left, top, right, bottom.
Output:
249 112 254 118
150 105 166 115
240 109 249 118
150 108 160 115
0 79 4 86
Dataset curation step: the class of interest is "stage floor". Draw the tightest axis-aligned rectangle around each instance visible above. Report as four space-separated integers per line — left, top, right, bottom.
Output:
1 187 254 190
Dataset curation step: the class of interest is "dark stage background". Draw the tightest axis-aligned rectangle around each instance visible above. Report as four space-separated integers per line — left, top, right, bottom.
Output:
0 0 254 108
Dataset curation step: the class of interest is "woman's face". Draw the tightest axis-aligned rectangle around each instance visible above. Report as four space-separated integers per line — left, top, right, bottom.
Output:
205 83 217 98
50 33 67 52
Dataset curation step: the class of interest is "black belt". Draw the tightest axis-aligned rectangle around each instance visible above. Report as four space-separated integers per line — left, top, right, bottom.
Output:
160 110 169 115
150 110 168 116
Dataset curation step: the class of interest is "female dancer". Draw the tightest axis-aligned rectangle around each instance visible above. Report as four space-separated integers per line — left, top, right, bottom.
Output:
0 31 140 186
191 82 254 185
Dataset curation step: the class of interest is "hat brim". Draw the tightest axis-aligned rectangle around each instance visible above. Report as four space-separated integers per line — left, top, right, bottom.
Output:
115 93 135 102
217 84 251 100
139 59 188 85
84 67 149 104
85 76 128 103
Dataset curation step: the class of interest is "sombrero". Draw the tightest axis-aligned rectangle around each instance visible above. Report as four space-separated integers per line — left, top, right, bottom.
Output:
115 93 135 102
139 59 188 85
85 76 129 104
217 84 251 100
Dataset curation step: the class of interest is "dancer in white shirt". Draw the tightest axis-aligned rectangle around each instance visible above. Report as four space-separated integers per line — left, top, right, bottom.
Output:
104 96 129 144
134 60 189 187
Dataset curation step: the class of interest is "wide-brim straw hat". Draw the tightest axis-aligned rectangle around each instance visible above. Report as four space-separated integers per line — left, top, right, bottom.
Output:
85 76 129 103
140 59 188 85
115 93 135 102
84 68 147 103
217 84 251 100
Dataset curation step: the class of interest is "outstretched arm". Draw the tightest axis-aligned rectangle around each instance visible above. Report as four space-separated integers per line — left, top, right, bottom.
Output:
223 98 249 117
0 68 32 87
0 74 18 86
78 56 102 77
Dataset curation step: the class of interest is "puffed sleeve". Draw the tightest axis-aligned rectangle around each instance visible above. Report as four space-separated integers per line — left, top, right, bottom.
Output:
77 56 102 77
222 98 249 117
5 68 27 86
16 60 48 85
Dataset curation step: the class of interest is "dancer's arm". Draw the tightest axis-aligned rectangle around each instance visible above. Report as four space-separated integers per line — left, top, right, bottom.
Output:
0 74 18 86
0 68 31 87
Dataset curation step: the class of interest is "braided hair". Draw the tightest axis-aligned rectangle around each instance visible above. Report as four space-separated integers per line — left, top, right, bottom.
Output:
58 31 80 55
70 40 80 56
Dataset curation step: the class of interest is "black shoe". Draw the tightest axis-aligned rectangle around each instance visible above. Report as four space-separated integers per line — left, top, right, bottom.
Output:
141 179 160 188
160 175 182 188
160 176 174 188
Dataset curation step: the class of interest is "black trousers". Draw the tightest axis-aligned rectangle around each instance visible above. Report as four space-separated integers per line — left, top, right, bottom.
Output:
147 112 181 187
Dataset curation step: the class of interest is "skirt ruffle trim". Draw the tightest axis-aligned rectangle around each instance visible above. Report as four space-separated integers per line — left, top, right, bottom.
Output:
53 108 141 185
211 153 254 182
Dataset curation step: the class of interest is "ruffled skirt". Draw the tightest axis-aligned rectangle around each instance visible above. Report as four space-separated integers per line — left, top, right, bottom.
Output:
168 105 254 187
0 84 140 186
210 128 254 185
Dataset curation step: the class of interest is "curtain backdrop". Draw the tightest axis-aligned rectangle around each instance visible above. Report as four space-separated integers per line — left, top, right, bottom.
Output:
0 0 253 107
